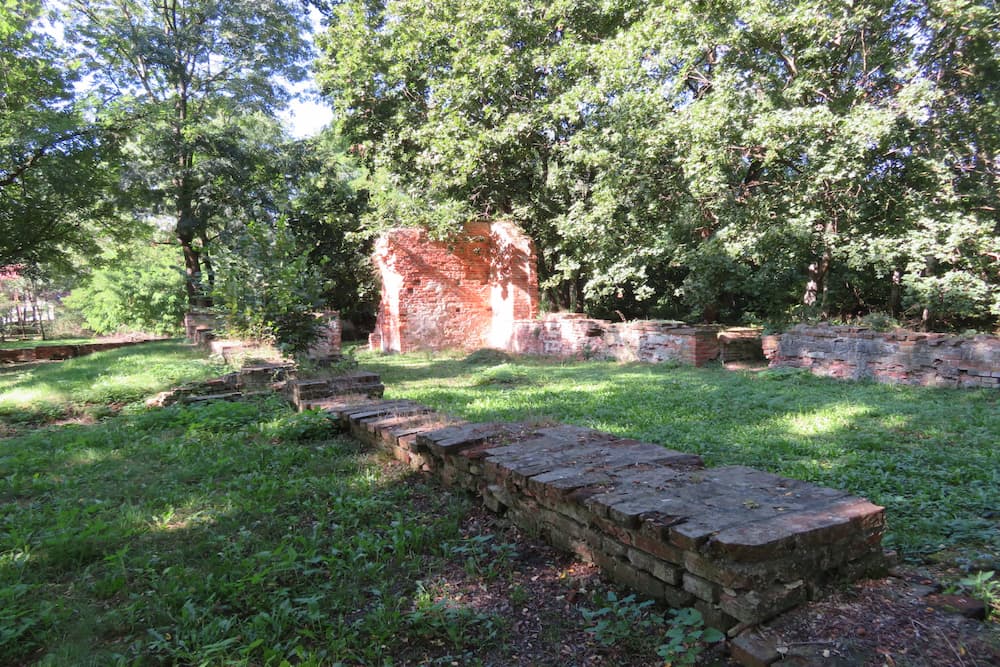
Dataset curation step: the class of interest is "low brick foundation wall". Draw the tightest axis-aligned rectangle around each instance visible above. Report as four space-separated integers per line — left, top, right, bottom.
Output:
765 325 1000 389
293 378 888 640
507 315 722 366
0 338 158 364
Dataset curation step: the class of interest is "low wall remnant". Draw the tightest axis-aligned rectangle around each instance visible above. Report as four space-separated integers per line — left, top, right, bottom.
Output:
507 314 722 366
0 338 159 364
765 325 1000 389
290 376 888 641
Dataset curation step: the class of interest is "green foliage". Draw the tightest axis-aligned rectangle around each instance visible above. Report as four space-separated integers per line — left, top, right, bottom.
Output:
62 242 187 336
285 130 376 326
63 0 312 302
318 0 1000 330
581 591 659 648
579 593 723 663
213 218 328 357
406 580 506 650
443 534 518 580
957 571 1000 622
657 608 725 666
0 1 125 270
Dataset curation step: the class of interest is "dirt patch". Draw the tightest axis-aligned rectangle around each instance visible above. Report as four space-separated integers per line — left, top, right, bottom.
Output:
389 496 729 667
756 568 999 667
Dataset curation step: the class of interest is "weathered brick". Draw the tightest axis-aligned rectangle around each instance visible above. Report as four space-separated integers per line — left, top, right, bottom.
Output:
682 573 719 603
719 580 808 623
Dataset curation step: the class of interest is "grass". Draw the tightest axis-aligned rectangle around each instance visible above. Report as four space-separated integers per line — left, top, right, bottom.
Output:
2 342 680 666
354 347 1000 564
0 338 96 350
0 341 224 432
2 340 996 664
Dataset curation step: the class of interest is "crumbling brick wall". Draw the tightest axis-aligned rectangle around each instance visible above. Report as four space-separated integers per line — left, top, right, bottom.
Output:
765 324 1000 388
369 222 539 353
507 314 723 366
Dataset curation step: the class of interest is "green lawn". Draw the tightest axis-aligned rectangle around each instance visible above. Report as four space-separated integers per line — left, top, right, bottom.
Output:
1 342 686 666
2 342 997 665
0 338 95 350
0 341 223 431
354 348 1000 562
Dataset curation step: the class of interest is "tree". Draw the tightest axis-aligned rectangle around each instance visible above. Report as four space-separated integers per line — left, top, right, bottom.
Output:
63 0 312 304
317 0 999 329
62 240 188 335
284 129 374 327
0 0 124 271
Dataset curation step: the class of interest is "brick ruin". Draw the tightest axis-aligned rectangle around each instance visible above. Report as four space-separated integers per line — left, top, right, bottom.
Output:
508 315 723 365
0 338 159 364
368 222 539 353
289 375 888 644
367 227 1000 386
764 324 1000 389
185 311 342 363
368 226 764 365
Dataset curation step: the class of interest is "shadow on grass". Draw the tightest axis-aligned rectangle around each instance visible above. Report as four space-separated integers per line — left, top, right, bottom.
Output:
0 397 484 665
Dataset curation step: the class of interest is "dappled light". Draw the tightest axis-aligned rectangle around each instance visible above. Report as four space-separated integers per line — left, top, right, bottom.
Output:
360 349 999 559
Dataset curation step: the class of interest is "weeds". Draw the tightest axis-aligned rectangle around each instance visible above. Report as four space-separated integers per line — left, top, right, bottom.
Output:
957 571 1000 621
579 592 724 663
581 591 660 648
657 608 725 666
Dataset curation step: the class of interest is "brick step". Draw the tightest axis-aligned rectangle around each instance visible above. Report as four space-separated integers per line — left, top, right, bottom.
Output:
288 372 385 405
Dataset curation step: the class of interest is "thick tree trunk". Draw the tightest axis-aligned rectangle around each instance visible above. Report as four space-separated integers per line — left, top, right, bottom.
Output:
803 217 836 310
802 255 829 308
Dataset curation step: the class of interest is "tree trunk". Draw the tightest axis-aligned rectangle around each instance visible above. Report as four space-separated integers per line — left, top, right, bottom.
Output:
802 254 830 308
803 217 836 310
889 268 902 316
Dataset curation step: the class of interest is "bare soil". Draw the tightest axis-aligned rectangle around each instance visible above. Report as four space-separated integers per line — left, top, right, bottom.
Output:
406 482 999 667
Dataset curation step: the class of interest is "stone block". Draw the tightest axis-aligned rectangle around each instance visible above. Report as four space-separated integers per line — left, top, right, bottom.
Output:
682 572 719 603
729 631 782 667
720 580 808 623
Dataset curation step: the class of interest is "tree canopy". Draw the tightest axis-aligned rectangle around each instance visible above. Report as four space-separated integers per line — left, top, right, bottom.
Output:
0 0 123 273
318 0 999 329
63 0 313 303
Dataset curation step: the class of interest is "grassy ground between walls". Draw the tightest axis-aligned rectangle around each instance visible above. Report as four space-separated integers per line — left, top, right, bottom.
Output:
0 338 96 350
354 347 1000 566
0 341 223 433
2 342 711 666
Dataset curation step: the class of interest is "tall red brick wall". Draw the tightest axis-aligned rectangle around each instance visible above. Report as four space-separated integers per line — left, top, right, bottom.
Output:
369 222 539 353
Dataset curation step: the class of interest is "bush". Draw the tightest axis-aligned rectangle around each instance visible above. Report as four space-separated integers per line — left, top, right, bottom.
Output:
213 218 329 358
62 242 186 336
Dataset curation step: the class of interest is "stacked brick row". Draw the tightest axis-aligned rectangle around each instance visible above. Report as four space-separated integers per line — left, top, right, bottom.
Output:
294 380 888 639
0 339 156 364
147 362 297 407
765 325 1000 389
507 315 722 366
